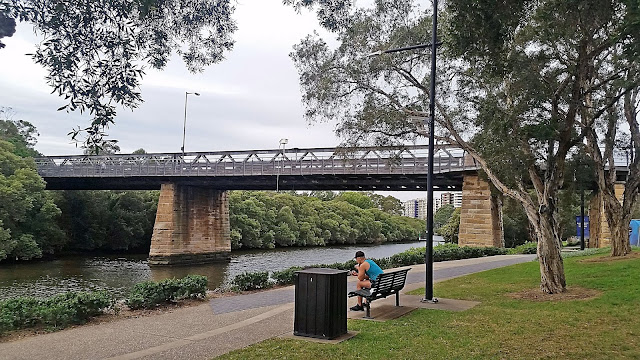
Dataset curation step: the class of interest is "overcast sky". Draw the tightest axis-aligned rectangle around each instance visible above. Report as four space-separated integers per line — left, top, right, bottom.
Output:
0 0 435 201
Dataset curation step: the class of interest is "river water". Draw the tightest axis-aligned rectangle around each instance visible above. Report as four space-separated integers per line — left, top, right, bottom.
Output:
0 238 442 300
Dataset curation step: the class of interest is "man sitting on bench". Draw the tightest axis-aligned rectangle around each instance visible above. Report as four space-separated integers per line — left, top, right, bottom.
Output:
350 251 384 311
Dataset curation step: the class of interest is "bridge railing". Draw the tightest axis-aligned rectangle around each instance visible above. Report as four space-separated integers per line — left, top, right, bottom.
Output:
34 145 477 178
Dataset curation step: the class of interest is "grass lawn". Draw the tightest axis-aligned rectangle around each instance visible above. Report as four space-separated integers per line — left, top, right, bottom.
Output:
219 249 640 359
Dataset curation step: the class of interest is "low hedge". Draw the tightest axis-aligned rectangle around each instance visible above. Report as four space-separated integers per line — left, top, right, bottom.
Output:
229 244 508 290
231 272 272 291
125 274 208 310
271 267 303 286
0 291 114 335
508 241 537 255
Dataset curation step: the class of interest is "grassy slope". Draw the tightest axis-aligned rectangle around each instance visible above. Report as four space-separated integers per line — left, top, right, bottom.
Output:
219 250 640 359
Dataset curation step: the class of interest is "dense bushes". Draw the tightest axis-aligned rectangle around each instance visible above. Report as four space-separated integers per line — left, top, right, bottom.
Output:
30 190 422 259
229 191 424 250
508 242 538 254
54 190 159 253
0 291 114 335
0 275 209 336
0 140 66 262
125 275 208 310
271 266 303 286
229 244 508 290
231 272 272 291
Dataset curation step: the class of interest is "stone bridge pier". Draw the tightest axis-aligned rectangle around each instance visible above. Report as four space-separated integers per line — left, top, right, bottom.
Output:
149 183 231 265
588 183 625 248
458 174 505 248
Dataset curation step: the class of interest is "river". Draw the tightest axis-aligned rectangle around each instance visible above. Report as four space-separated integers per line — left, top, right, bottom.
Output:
0 238 443 300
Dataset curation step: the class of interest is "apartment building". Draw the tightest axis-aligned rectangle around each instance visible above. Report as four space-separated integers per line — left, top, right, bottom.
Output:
439 192 463 209
402 199 427 220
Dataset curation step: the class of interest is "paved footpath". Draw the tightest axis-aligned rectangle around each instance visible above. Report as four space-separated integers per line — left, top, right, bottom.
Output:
0 255 536 360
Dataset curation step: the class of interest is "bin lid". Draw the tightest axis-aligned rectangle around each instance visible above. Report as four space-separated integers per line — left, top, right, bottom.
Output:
295 268 350 275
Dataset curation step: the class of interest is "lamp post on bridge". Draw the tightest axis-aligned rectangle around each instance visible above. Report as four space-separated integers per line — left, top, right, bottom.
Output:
182 91 200 157
364 0 440 303
277 138 288 191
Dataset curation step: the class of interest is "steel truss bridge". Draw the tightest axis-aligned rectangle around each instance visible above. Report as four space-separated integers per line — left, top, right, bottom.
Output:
34 145 478 191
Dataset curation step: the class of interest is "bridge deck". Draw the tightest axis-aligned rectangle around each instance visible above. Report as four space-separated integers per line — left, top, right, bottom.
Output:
35 145 476 190
35 145 633 191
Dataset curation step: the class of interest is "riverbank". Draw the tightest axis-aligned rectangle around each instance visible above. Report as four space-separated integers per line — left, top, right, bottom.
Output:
0 254 536 359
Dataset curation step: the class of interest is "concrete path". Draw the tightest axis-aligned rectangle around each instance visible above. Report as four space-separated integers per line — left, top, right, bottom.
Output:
0 254 536 360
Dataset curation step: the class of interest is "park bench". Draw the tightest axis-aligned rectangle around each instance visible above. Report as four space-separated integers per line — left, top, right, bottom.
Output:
348 268 411 319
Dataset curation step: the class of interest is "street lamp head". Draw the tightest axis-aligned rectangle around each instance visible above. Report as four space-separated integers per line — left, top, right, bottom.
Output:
186 91 200 96
194 92 200 96
279 138 289 145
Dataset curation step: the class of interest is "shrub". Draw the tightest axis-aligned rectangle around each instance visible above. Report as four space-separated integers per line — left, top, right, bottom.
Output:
271 267 303 285
126 275 208 310
178 274 208 298
44 291 113 326
508 242 538 254
388 248 425 267
232 271 272 291
0 291 114 335
313 260 356 271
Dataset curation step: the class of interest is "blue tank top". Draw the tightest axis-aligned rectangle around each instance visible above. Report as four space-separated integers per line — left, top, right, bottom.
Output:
365 259 384 281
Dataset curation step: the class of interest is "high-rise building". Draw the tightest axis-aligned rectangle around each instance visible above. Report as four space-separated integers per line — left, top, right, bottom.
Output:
439 192 463 208
441 192 453 206
403 200 417 218
402 199 427 220
453 192 463 208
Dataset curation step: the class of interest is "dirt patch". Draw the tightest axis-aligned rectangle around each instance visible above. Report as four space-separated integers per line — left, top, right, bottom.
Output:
579 251 640 263
507 286 601 302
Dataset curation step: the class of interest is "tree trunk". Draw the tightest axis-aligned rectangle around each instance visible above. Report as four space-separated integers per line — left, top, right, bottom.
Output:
524 206 566 293
589 192 602 248
602 193 632 256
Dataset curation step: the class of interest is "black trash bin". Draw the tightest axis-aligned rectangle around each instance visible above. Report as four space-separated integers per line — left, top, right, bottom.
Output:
294 268 348 339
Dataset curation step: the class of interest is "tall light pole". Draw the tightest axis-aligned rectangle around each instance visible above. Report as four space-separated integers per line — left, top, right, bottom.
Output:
182 91 200 156
277 138 288 191
424 0 439 304
365 1 439 303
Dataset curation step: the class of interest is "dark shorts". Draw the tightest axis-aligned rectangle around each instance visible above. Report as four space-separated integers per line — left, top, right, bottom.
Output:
370 280 377 288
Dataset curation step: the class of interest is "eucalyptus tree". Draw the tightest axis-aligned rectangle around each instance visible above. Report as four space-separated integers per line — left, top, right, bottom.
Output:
582 70 639 256
443 0 640 289
555 0 639 257
290 0 636 293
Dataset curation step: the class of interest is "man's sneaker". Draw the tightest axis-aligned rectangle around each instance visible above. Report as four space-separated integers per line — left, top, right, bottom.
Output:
350 304 364 311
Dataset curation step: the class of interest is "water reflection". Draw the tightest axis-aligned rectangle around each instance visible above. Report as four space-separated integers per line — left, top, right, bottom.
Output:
0 238 441 300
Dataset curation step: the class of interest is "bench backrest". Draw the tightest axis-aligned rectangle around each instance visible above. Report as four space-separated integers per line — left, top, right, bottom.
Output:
373 269 410 295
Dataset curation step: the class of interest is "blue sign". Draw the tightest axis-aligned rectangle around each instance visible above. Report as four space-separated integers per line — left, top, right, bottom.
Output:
630 220 640 246
576 216 590 237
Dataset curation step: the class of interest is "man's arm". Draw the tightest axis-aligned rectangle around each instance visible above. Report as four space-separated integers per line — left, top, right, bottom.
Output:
357 261 370 281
